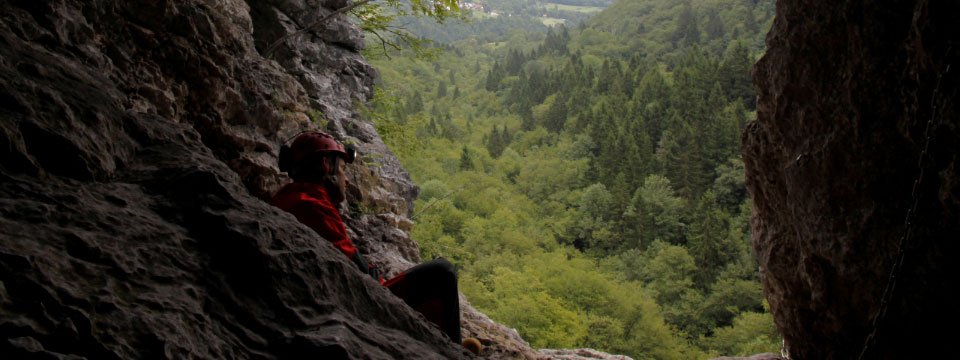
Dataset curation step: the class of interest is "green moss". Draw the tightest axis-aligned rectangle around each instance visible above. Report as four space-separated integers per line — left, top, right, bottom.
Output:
307 109 328 128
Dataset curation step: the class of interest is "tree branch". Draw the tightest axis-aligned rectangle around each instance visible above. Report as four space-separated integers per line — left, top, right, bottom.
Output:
263 0 376 58
412 187 464 220
369 30 393 59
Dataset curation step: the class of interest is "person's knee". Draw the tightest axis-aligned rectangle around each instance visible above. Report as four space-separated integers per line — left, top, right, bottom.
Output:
430 258 456 277
421 258 457 287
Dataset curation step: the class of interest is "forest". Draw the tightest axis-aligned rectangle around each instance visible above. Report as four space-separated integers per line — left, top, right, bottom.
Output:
361 0 779 358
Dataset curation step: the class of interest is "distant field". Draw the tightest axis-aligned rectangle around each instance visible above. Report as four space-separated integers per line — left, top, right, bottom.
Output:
545 3 605 13
540 17 566 26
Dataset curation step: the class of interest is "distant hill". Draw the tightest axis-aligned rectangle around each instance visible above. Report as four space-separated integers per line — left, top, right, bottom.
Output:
575 0 773 59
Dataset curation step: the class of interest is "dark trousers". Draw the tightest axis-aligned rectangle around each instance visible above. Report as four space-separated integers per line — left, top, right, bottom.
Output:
383 258 462 343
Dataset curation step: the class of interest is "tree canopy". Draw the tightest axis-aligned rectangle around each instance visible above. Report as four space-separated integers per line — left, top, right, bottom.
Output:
365 0 779 357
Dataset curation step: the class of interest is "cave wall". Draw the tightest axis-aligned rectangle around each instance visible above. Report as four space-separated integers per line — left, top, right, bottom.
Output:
745 0 960 359
0 0 468 358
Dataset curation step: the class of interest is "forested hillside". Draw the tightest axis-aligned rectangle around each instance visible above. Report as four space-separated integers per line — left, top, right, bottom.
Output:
366 0 778 357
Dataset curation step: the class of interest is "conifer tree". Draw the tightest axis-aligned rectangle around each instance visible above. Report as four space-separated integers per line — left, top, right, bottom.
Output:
428 116 439 136
715 100 748 165
688 191 743 288
407 92 424 114
542 25 570 55
506 49 525 75
705 9 725 40
719 41 756 109
543 93 568 133
701 82 730 168
595 59 616 93
441 114 461 140
437 80 447 97
657 112 707 199
712 157 748 213
635 68 671 142
459 146 474 170
744 6 760 35
623 111 654 187
586 102 618 183
518 99 536 131
674 3 701 47
485 61 505 91
485 125 510 158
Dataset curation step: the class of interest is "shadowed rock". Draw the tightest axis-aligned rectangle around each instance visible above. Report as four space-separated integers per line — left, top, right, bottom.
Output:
745 0 960 359
0 0 466 358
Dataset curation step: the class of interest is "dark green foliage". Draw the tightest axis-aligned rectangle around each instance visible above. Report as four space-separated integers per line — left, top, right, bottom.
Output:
459 145 474 170
699 262 764 332
516 99 536 131
437 80 448 97
485 125 513 158
407 92 424 114
506 49 526 75
712 157 748 212
628 175 687 247
688 191 743 287
485 61 506 91
705 9 725 40
719 41 756 109
542 93 569 132
541 25 571 55
673 3 701 47
439 114 462 140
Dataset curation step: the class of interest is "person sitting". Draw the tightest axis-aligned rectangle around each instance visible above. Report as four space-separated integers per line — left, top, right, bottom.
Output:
270 131 477 353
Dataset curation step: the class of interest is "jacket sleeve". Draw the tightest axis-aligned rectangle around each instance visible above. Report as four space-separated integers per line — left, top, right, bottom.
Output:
290 198 358 259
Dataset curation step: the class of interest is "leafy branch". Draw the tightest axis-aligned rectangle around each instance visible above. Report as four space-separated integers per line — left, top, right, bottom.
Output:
263 0 465 59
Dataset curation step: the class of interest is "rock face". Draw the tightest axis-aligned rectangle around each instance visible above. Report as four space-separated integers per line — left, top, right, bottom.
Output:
0 0 478 358
745 1 959 359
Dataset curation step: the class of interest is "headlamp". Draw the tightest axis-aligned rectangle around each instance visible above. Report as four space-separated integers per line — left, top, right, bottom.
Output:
344 146 357 164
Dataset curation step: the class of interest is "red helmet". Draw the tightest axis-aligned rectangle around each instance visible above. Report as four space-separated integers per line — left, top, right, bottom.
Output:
279 131 356 174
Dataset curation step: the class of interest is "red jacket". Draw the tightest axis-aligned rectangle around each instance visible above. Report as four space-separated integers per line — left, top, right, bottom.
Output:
270 182 358 259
